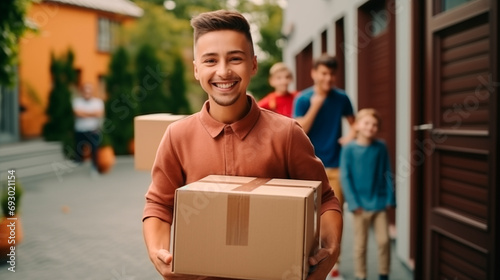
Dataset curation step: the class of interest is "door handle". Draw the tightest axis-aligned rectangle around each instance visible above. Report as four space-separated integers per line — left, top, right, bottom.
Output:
413 123 433 131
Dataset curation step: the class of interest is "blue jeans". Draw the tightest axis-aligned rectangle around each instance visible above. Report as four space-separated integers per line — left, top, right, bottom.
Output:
75 130 101 169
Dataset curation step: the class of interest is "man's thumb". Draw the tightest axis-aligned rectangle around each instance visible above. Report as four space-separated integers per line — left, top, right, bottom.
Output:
309 249 329 266
157 249 172 264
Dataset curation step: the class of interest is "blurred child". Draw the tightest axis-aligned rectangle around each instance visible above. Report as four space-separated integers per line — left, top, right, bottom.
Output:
257 62 297 117
340 108 396 280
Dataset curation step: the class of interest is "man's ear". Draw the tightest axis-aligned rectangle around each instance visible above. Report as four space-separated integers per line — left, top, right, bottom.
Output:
193 60 199 80
251 55 258 76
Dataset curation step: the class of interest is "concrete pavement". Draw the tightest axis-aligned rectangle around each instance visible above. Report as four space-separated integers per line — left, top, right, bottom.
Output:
0 156 159 279
0 156 413 280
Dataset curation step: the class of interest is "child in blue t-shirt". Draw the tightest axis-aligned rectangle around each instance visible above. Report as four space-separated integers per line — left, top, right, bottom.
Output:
340 108 396 280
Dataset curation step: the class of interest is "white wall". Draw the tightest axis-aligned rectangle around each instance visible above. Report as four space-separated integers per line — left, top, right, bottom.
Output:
282 0 413 266
394 0 412 268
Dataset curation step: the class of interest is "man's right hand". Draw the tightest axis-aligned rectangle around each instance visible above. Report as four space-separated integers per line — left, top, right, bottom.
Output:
154 249 174 278
310 93 326 109
154 249 204 279
144 218 235 280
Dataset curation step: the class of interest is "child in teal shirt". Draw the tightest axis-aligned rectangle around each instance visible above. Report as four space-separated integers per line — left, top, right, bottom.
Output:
340 108 396 280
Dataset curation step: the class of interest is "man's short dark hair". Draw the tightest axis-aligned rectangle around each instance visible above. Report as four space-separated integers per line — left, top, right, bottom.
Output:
313 53 338 71
191 10 254 55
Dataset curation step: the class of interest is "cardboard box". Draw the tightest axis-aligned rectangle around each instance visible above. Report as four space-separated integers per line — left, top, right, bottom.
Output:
171 175 321 280
134 113 186 170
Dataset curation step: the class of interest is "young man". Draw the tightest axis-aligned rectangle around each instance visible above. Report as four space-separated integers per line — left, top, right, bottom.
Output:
142 10 343 280
293 54 355 277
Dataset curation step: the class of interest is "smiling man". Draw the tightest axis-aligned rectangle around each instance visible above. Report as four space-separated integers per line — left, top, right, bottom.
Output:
142 10 343 280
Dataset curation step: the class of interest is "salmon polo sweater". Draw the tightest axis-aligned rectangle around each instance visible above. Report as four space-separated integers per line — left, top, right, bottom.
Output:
143 95 341 224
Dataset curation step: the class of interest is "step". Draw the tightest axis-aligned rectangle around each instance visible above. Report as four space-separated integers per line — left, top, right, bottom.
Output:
0 140 72 183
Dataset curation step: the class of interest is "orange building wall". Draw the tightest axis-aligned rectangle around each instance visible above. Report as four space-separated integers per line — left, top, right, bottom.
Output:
19 2 135 138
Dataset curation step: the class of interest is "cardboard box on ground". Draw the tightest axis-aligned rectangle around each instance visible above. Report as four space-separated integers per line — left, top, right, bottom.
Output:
172 175 321 280
134 113 186 170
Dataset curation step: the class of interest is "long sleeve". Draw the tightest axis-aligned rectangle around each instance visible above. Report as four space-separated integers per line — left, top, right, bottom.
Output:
340 143 361 212
287 121 341 214
143 125 184 224
381 142 396 208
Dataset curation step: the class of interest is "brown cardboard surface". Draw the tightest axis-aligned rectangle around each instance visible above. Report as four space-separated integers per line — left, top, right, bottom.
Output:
133 113 186 170
171 175 321 280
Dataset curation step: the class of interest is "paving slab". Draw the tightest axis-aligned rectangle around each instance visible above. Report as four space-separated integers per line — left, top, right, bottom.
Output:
0 155 413 280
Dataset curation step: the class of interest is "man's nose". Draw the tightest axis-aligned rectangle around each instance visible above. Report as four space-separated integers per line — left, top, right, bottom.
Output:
216 62 232 77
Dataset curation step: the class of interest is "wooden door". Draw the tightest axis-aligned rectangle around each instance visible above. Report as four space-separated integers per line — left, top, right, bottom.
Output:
418 0 498 279
295 43 313 91
358 0 396 176
357 0 397 230
335 18 346 90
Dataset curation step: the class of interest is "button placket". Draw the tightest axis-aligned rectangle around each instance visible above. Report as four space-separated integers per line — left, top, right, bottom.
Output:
224 126 235 175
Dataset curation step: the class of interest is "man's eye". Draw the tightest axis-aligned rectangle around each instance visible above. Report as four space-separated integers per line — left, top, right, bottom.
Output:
204 59 216 64
230 57 243 62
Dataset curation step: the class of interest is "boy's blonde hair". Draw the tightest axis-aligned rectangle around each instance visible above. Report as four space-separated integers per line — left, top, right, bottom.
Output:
356 108 382 126
269 62 293 78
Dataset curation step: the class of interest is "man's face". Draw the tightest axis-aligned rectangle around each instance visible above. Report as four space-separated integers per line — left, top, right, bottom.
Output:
193 30 257 107
311 65 336 93
82 84 92 100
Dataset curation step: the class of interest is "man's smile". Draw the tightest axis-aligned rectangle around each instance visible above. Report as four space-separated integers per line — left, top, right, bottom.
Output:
213 81 237 89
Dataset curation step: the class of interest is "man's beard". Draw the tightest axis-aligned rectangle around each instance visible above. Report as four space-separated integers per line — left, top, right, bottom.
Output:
210 92 242 107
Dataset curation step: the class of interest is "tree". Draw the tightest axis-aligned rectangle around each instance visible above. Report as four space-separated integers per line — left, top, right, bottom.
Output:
105 46 136 155
42 49 77 153
237 0 285 99
136 0 226 20
125 1 199 111
125 1 191 63
135 43 170 115
169 52 191 114
0 0 31 87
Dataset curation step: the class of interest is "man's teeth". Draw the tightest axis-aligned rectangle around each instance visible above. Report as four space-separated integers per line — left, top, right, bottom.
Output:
215 82 236 89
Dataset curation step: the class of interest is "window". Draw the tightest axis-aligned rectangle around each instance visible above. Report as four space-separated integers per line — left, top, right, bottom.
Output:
97 17 119 52
441 0 474 12
370 5 389 37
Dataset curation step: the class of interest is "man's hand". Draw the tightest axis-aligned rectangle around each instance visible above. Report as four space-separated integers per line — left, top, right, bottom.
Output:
144 218 198 280
296 93 327 133
338 115 356 145
154 249 210 280
310 93 326 109
153 249 175 278
306 210 342 279
307 244 340 279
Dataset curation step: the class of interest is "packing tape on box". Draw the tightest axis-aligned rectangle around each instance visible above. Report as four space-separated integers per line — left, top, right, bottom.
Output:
199 177 271 246
199 177 319 247
226 178 270 246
